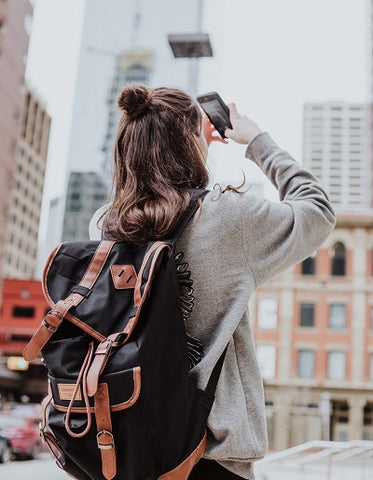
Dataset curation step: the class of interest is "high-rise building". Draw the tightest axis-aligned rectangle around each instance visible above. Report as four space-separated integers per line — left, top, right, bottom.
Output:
62 171 108 242
58 0 222 241
66 0 220 175
252 214 373 450
303 102 370 211
2 88 51 279
0 0 33 288
102 49 155 183
370 0 373 208
36 196 64 278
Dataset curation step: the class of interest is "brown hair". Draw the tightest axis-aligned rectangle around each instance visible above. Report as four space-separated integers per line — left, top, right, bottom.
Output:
101 85 209 244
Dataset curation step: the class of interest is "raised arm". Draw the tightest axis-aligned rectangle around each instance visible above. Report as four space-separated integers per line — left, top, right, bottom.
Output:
225 104 336 287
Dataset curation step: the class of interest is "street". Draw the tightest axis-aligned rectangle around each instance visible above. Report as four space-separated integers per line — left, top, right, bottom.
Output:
0 453 67 480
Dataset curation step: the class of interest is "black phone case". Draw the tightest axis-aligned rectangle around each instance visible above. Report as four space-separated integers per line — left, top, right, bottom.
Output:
197 92 232 138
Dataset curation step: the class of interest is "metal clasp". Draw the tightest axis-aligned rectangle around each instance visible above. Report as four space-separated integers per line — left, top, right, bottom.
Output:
96 430 115 450
95 339 113 355
42 309 63 332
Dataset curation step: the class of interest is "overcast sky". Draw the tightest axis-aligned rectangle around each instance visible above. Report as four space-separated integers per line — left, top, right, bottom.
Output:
26 0 369 241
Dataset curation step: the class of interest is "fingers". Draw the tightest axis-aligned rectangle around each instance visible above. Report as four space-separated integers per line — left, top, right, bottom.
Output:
216 136 229 144
224 128 234 139
227 102 239 119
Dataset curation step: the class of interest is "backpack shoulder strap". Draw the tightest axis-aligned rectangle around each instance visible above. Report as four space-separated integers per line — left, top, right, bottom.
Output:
168 189 208 249
102 189 209 243
205 346 228 397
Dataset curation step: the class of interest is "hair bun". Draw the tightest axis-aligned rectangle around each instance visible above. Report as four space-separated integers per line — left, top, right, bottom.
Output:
118 85 151 119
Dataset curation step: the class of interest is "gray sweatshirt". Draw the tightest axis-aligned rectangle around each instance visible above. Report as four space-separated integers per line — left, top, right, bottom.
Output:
89 133 336 480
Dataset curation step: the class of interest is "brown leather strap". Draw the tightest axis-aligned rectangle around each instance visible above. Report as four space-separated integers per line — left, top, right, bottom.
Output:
87 337 114 397
134 241 165 306
39 385 65 470
40 383 53 434
65 342 94 438
117 242 170 343
53 367 142 414
23 293 83 361
95 383 117 480
80 241 115 288
23 309 64 361
158 431 207 480
23 241 115 361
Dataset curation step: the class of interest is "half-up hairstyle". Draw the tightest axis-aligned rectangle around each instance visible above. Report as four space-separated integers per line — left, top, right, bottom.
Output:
102 85 209 244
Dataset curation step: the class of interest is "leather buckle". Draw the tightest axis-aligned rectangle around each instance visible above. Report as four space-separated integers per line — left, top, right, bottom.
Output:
42 319 58 333
96 430 115 450
43 310 63 332
96 339 113 355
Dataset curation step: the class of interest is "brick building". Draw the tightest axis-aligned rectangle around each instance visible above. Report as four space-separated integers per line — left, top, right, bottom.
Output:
0 0 33 296
0 279 48 402
252 213 373 450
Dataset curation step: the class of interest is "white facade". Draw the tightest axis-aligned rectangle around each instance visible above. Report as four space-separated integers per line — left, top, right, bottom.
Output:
303 102 370 211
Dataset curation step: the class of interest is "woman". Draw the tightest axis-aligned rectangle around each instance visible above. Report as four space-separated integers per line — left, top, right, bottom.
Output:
90 85 336 480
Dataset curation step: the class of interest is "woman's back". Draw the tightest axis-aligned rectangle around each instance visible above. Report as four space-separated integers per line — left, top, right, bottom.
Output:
175 132 335 478
90 85 336 480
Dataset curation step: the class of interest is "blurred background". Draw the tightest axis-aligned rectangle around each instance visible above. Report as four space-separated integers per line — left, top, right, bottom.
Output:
0 0 372 478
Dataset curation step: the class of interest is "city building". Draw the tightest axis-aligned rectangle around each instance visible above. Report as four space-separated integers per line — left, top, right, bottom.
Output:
370 0 373 209
35 196 64 279
303 102 370 211
0 279 48 402
101 49 154 183
57 0 222 242
0 0 33 294
251 213 373 451
62 171 108 241
2 87 51 279
66 0 220 175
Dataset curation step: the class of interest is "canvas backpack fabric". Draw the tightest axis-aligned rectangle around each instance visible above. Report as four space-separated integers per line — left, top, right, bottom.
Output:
23 189 226 480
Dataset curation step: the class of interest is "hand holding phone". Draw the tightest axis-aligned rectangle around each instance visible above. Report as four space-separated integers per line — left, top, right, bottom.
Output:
224 103 263 145
197 91 232 139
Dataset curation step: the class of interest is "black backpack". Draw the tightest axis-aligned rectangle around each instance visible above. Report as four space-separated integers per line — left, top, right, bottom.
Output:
23 190 226 480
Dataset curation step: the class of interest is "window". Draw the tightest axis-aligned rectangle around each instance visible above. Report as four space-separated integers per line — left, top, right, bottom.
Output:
256 345 276 379
300 303 315 327
327 351 346 380
257 298 278 329
364 403 373 425
12 306 35 318
329 304 346 330
10 334 32 342
332 242 346 276
298 349 315 378
302 256 316 275
332 400 349 423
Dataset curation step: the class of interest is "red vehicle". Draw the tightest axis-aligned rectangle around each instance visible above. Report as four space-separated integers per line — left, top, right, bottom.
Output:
0 412 41 459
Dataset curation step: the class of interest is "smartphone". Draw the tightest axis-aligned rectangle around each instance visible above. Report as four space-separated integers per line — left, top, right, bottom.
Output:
196 91 232 138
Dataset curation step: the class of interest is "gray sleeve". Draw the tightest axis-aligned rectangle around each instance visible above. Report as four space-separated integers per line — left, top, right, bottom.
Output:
236 132 336 288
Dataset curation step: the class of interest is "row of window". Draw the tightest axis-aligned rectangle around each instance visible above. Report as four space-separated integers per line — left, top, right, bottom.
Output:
302 242 345 276
300 302 346 329
257 298 350 330
257 346 373 381
8 306 49 318
298 350 346 380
